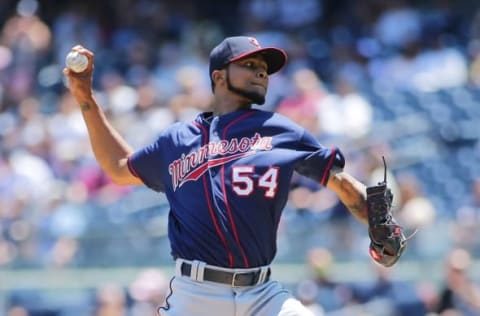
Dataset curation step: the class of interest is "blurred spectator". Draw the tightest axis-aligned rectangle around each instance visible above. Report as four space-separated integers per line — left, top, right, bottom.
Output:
166 65 212 122
295 280 325 316
394 171 437 259
128 269 168 316
468 48 480 86
94 284 127 316
276 67 327 136
318 74 373 141
468 7 480 86
415 281 440 314
347 263 425 316
7 306 29 316
373 0 422 50
369 2 468 93
395 172 436 230
297 247 353 313
409 33 468 92
435 248 480 315
242 0 321 31
51 3 101 65
452 177 480 254
1 8 51 107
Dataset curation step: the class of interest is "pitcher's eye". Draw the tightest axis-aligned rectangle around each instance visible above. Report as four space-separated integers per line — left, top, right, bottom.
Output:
244 61 254 68
237 60 267 72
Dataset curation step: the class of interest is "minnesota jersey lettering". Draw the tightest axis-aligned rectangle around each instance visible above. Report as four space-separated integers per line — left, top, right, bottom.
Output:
168 133 273 191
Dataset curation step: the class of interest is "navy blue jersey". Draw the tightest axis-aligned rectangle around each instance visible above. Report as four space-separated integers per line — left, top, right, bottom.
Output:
128 109 344 268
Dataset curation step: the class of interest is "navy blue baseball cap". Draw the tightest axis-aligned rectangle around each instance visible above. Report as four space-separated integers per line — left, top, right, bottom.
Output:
209 36 287 77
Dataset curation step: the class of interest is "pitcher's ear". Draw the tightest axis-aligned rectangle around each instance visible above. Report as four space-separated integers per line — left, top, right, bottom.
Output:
211 70 225 82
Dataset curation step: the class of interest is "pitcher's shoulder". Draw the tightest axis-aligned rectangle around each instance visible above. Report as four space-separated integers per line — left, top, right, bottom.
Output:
264 111 305 131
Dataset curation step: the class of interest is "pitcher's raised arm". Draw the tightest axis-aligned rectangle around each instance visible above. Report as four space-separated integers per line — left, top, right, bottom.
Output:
63 45 142 186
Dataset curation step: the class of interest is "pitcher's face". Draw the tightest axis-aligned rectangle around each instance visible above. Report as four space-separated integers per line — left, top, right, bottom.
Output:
225 54 269 105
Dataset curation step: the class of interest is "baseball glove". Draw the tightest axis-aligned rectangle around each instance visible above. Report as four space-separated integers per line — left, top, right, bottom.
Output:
366 158 407 267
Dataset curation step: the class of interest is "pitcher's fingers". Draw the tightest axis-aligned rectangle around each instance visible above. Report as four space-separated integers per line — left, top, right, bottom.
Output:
72 44 84 51
71 45 93 58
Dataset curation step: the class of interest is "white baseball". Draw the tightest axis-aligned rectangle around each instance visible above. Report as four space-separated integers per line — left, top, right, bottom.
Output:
65 51 89 73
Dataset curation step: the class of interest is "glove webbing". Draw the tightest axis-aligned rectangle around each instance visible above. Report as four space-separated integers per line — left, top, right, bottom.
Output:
366 184 392 227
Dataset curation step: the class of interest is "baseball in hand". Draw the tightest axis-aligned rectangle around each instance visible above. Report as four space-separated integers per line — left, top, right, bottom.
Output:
65 51 89 73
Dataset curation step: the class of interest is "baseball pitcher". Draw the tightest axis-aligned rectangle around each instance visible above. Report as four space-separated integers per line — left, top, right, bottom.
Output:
64 36 407 316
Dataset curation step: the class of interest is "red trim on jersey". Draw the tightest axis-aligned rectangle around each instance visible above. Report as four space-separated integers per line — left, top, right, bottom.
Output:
220 111 255 268
193 121 234 267
202 174 233 266
127 156 140 178
320 147 337 186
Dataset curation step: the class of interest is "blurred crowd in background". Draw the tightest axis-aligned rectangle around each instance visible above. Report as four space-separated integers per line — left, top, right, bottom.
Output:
1 0 480 315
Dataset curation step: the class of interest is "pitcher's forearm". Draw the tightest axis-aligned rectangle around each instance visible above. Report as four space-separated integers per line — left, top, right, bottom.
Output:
339 179 368 224
78 95 134 177
343 190 368 225
63 46 141 185
327 172 368 224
